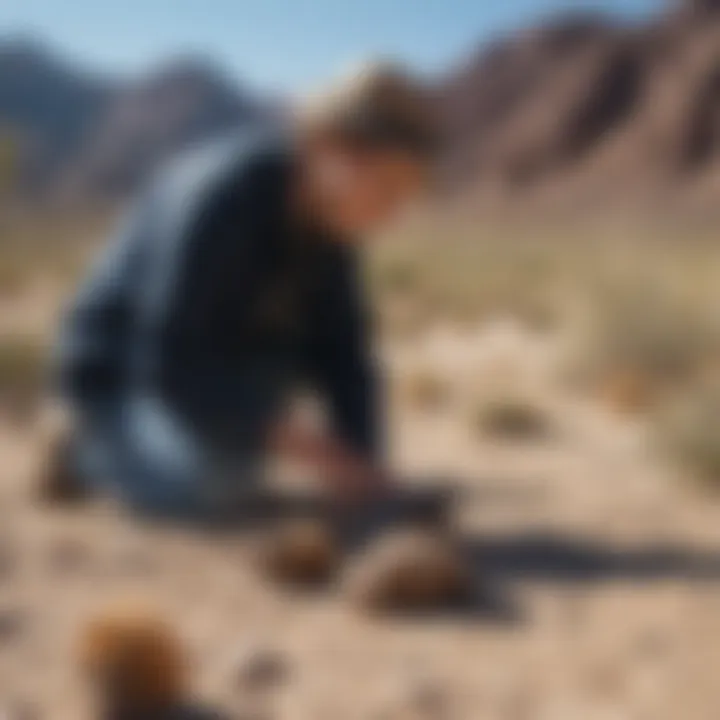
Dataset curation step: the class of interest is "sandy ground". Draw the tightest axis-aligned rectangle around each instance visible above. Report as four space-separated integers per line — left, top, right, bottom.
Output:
1 319 720 719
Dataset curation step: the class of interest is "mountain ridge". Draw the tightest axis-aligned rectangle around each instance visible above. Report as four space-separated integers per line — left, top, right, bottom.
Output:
4 0 720 211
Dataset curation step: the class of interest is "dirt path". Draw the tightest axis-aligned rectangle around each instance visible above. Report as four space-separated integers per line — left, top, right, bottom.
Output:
1 320 720 719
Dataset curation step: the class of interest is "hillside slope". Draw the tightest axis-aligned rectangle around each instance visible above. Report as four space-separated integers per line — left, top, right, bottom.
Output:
439 0 720 209
0 39 267 202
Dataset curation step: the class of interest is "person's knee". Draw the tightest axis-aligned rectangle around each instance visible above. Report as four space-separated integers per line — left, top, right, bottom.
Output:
119 398 208 515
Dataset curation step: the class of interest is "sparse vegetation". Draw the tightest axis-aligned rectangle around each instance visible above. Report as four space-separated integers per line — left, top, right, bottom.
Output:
1 210 112 284
654 381 720 493
399 367 451 412
0 128 18 198
375 219 720 421
473 393 554 441
0 252 33 298
0 332 48 420
566 271 720 412
370 217 572 334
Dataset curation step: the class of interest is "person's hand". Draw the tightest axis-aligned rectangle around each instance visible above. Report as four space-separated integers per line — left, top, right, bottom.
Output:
318 442 390 506
268 421 391 505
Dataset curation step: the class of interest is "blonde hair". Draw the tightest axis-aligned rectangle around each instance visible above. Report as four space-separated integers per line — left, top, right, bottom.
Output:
298 60 440 161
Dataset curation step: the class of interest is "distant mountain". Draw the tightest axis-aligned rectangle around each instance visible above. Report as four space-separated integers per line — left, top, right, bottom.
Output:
438 0 720 210
0 37 115 194
5 0 720 212
0 38 269 202
60 58 269 199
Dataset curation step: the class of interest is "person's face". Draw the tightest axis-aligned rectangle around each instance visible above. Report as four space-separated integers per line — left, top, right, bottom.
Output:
314 144 428 237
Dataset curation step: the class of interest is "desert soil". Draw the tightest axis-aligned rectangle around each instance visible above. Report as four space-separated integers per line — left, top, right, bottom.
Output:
1 316 720 719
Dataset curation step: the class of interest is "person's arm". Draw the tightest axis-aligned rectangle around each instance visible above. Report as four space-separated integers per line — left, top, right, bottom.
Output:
300 248 387 493
141 148 282 449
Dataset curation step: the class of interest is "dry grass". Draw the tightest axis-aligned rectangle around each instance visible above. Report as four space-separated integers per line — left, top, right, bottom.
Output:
369 217 573 334
0 211 110 421
5 209 720 490
0 251 33 298
0 208 111 287
566 272 720 410
654 381 720 493
0 332 48 419
374 216 720 411
398 368 451 413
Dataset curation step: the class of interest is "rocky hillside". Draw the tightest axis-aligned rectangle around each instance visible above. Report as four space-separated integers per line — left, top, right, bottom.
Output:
0 38 267 202
439 0 720 209
0 38 113 195
4 0 720 211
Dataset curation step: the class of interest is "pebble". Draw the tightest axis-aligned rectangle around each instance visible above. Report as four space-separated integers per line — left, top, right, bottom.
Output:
234 644 291 692
343 529 471 612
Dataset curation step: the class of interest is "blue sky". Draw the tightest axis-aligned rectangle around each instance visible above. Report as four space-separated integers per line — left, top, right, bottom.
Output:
1 0 662 92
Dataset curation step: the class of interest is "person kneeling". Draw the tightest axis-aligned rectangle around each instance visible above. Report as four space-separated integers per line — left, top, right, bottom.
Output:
46 62 439 522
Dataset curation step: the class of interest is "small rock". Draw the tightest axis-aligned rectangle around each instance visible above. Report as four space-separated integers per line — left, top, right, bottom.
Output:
79 601 188 713
234 645 290 691
255 519 339 586
34 427 89 505
343 529 472 612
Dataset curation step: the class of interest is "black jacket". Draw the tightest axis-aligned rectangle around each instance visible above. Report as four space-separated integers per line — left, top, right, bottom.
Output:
55 132 382 458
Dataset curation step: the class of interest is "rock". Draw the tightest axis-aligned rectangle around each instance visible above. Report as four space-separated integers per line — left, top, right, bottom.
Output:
475 396 553 441
255 519 339 586
343 530 472 612
233 644 290 691
78 601 188 715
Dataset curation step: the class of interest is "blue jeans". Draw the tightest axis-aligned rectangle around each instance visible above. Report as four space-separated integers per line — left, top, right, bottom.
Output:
74 394 262 520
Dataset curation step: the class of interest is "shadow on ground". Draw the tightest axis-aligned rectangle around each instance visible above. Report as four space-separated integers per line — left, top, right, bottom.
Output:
395 532 720 626
467 532 720 584
60 479 720 627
